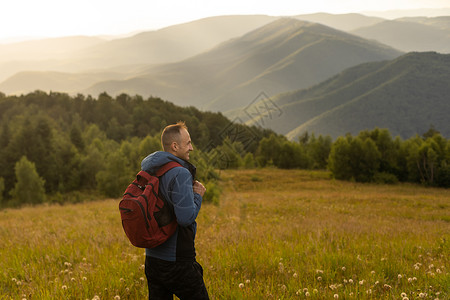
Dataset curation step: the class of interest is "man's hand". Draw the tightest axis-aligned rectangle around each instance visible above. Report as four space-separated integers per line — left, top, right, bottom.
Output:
193 180 206 197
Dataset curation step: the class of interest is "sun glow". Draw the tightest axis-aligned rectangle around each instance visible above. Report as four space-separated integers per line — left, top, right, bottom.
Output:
0 0 448 41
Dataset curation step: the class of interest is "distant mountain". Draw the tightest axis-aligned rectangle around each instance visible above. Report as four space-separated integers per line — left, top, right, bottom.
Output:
362 8 450 19
0 36 106 82
70 15 278 68
84 18 402 111
396 16 450 30
244 52 450 140
351 19 450 53
294 13 384 31
0 71 129 95
0 15 277 82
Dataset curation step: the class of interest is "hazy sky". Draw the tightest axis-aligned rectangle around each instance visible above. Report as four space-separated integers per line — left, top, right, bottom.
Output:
0 0 449 41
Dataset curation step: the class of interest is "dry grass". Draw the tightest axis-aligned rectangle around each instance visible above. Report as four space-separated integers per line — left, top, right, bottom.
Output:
0 168 449 299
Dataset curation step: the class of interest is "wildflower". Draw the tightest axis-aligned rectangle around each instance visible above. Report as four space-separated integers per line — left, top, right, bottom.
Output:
114 296 120 300
313 289 318 294
239 283 244 289
316 269 324 274
348 279 353 284
16 280 22 286
82 277 87 281
366 289 372 294
278 262 284 273
436 268 442 274
408 277 413 283
401 293 407 297
281 285 287 291
403 297 409 300
119 278 125 283
429 264 434 269
383 284 392 290
293 272 298 278
139 264 145 270
398 274 403 279
371 270 375 275
303 288 308 293
413 277 417 281
317 276 322 281
62 285 68 290
419 293 425 298
374 281 379 285
71 278 75 282
305 292 310 297
342 266 346 271
12 278 17 282
334 294 339 299
349 292 354 296
245 279 250 284
343 279 348 284
359 280 365 285
329 284 336 290
82 257 87 262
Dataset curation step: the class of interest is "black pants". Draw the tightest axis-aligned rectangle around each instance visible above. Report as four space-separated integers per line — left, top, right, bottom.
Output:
145 256 209 300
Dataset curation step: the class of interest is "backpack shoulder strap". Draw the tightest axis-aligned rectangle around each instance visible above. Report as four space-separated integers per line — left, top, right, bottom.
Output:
155 161 182 177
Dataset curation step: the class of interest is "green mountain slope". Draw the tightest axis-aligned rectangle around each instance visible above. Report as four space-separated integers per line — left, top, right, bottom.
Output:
249 52 450 140
85 18 402 111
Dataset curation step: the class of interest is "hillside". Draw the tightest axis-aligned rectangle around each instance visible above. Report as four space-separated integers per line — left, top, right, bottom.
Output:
351 19 450 53
244 52 450 140
83 18 402 111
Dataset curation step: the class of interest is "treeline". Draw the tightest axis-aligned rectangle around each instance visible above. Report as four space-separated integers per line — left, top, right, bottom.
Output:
220 127 449 187
0 91 275 207
0 91 448 208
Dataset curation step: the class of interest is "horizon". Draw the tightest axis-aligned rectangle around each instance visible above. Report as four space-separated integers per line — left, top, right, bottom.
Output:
0 0 449 43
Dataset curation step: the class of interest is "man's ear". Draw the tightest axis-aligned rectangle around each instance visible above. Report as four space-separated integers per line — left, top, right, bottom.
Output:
171 141 178 152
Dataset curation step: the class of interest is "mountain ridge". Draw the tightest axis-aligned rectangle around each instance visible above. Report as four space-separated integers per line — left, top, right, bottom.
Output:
242 52 450 140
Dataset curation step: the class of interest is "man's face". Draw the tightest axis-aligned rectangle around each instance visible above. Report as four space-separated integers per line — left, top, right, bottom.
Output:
174 128 193 161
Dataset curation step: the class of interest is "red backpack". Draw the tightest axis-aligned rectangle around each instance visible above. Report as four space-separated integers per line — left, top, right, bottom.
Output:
119 161 181 248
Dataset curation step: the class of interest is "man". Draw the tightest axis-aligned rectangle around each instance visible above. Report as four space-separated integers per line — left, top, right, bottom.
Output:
141 121 209 300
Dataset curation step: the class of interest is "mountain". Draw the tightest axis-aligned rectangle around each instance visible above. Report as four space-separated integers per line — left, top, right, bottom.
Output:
69 15 278 68
362 8 450 19
83 18 402 111
0 15 277 82
294 13 384 31
351 19 450 53
396 16 450 30
244 52 450 140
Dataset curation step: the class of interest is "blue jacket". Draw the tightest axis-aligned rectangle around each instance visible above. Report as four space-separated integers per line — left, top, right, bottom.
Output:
141 151 202 261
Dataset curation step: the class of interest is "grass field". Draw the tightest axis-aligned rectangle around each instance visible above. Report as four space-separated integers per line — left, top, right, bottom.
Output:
0 169 449 299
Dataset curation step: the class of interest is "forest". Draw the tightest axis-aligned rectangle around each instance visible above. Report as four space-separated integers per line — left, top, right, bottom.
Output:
0 91 448 208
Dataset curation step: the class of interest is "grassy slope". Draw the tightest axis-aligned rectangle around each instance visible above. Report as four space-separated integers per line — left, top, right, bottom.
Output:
1 169 449 299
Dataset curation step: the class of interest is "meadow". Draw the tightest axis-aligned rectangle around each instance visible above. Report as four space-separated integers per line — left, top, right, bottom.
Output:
0 168 449 299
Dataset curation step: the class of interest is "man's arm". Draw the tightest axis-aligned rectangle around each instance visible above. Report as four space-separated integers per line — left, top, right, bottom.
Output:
170 169 204 227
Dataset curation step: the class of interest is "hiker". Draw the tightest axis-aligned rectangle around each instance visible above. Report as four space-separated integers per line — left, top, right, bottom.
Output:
141 121 209 300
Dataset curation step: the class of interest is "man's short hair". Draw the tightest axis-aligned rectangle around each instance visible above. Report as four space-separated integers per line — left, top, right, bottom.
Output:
161 121 188 151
